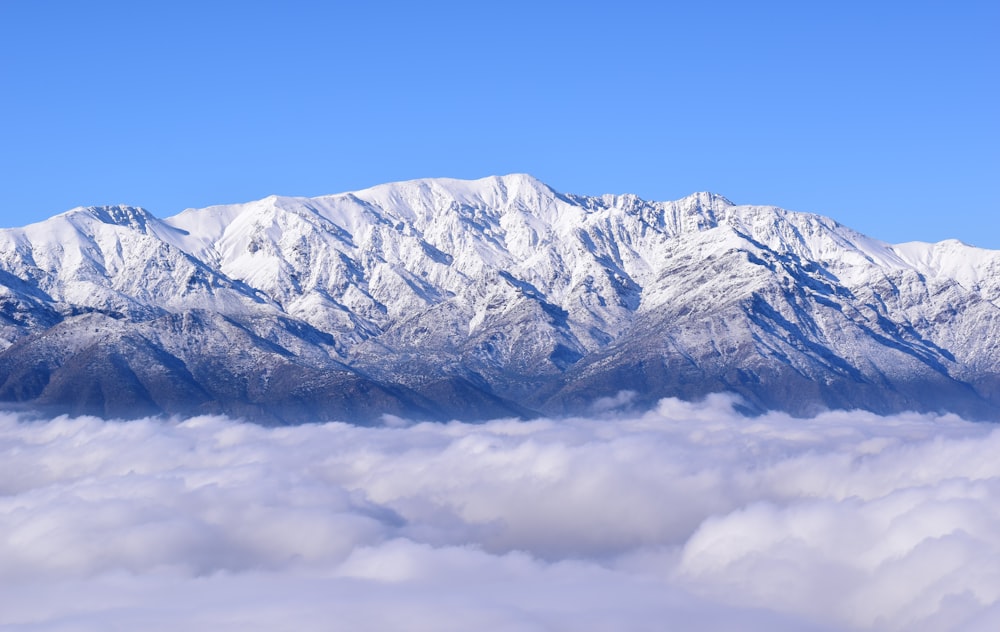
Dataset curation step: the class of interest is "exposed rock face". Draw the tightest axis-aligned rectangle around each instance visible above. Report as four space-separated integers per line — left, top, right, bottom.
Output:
1 174 998 423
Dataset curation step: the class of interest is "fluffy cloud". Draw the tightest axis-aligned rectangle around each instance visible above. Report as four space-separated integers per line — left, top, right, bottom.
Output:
1 394 999 630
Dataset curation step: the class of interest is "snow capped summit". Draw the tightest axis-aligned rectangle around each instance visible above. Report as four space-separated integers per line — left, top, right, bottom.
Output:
892 239 1000 304
79 205 155 231
0 175 998 422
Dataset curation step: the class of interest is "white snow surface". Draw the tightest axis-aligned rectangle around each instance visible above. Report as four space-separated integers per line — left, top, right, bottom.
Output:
1 174 999 381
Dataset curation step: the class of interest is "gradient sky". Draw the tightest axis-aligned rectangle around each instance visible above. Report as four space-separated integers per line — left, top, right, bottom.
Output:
2 1 997 247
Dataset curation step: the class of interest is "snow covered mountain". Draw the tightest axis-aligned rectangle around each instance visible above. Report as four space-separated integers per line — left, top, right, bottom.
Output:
1 174 998 422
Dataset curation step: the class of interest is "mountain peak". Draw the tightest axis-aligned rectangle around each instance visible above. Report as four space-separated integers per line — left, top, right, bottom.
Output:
4 176 1000 422
50 205 160 235
351 173 555 202
685 191 734 208
84 205 156 231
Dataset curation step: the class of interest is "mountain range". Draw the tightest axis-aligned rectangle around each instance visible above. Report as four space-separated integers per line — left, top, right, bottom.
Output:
1 174 998 423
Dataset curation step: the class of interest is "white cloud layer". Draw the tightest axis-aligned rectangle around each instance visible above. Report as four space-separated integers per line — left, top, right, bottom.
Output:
2 393 999 631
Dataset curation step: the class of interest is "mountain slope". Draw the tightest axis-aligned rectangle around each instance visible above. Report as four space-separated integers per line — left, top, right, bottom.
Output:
1 175 998 422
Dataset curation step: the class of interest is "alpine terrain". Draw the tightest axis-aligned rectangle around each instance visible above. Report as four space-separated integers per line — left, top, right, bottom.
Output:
1 174 998 423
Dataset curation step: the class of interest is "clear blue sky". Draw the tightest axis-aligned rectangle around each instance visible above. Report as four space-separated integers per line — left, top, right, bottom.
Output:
2 1 997 247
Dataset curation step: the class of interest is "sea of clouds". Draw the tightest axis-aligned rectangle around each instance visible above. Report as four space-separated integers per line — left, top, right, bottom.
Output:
2 393 1000 631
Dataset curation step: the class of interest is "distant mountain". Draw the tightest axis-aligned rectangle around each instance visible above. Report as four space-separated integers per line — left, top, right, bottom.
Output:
1 174 998 423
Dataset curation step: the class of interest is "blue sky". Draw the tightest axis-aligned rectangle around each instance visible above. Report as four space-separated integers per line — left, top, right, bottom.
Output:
2 1 997 247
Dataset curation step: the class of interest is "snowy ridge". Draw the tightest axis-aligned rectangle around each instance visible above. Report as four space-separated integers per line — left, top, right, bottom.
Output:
0 175 998 422
892 239 1000 304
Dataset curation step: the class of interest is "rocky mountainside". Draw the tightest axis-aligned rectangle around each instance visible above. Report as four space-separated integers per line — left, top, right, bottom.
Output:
1 174 998 422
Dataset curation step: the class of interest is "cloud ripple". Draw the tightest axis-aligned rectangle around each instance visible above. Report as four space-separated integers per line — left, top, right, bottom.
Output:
1 393 999 631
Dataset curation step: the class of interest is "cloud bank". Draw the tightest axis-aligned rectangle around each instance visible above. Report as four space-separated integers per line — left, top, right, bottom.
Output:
2 394 999 631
